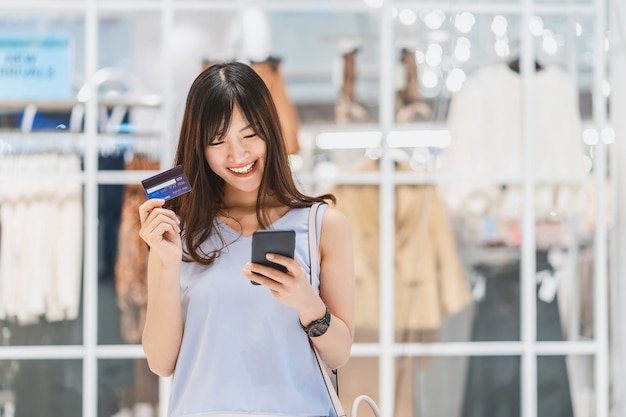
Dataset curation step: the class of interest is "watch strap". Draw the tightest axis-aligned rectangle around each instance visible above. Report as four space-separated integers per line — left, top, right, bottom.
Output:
301 305 331 335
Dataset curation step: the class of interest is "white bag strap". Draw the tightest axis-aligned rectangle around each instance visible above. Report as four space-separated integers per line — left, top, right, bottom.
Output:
351 395 383 417
307 202 382 417
308 202 323 281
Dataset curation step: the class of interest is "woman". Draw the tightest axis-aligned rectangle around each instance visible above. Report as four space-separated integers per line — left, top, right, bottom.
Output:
138 61 355 417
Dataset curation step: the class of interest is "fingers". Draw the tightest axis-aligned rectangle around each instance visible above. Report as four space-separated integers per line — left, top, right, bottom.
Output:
242 254 303 285
141 215 180 243
139 199 179 224
138 198 181 246
265 253 300 274
242 269 289 293
147 219 179 239
242 270 275 288
139 199 178 227
138 198 165 224
242 257 316 309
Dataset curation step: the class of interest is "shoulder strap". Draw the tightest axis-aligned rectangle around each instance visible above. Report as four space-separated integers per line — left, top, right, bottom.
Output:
308 203 383 417
308 202 322 283
307 202 347 417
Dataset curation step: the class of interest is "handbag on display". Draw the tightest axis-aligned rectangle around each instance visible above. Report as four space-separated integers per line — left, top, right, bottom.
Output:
307 202 383 417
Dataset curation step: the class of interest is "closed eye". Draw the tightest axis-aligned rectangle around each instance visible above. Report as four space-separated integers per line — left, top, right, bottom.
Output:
209 138 225 146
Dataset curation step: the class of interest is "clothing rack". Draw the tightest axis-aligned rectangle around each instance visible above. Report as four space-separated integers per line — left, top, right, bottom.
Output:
0 132 162 159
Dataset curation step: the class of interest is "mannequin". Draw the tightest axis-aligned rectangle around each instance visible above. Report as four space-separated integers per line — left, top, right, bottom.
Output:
335 47 367 124
250 56 301 155
395 48 431 123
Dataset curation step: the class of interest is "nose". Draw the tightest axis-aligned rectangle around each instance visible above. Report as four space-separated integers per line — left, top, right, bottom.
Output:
226 138 248 161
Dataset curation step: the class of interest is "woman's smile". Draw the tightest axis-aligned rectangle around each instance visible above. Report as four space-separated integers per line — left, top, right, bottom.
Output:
228 161 257 175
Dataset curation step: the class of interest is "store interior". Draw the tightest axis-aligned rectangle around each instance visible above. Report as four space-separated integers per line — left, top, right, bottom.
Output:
0 0 624 417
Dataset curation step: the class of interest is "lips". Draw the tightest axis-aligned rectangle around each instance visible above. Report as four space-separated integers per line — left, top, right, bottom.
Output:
228 161 256 174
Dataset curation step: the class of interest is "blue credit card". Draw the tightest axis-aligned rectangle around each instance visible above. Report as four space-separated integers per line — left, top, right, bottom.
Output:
141 165 192 201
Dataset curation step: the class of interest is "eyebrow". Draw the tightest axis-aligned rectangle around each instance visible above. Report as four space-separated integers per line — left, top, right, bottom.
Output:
240 124 253 132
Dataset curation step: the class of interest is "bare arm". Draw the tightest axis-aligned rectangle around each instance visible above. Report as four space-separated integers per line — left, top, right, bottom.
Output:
308 206 355 369
240 206 355 370
138 199 185 376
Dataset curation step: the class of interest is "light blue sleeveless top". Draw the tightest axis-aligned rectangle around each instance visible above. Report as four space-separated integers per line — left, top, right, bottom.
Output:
168 205 334 417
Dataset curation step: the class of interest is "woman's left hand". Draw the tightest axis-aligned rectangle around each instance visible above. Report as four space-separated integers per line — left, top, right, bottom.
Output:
242 254 324 316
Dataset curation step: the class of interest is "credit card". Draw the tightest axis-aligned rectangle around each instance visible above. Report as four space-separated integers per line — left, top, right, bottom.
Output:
141 165 192 201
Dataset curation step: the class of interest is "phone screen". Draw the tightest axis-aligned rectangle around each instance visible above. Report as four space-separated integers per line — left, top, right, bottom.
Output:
250 229 296 284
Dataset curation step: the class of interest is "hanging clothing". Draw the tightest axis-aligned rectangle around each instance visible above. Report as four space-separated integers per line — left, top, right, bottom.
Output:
442 63 588 221
331 157 470 417
98 153 126 284
0 153 83 324
331 157 471 332
251 57 301 155
114 154 160 344
97 153 135 417
112 155 160 415
462 251 574 417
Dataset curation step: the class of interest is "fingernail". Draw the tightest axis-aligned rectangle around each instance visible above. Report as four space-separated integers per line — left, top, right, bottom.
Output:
266 253 274 260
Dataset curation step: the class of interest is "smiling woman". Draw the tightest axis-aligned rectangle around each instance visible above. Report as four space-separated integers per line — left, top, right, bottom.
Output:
137 61 355 417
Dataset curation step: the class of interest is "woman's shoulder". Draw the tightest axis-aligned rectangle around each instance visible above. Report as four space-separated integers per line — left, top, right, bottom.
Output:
318 204 353 266
320 205 351 234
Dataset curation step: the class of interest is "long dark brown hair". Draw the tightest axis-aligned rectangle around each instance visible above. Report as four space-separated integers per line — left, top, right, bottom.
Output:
167 61 334 265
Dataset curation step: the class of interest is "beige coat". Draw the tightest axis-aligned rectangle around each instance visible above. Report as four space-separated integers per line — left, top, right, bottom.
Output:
332 158 471 332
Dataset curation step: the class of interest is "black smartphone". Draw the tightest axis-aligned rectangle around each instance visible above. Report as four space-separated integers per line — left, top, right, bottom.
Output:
250 229 296 285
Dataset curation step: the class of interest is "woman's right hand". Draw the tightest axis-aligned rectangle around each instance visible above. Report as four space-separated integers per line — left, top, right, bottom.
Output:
138 198 182 266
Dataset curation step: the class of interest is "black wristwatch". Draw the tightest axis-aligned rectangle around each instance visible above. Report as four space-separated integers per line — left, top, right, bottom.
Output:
302 306 331 338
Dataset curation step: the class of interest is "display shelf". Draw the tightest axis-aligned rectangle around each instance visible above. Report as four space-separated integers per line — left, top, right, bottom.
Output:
0 344 145 360
0 0 598 15
0 346 85 360
295 170 595 186
349 340 599 357
0 96 162 111
0 1 85 12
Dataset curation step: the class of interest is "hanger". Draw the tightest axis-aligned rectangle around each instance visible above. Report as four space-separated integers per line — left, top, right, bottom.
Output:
250 55 282 70
20 104 37 133
507 56 544 73
370 148 410 169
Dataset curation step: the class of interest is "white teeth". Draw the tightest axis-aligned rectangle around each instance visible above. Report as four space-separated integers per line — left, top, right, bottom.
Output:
229 162 255 174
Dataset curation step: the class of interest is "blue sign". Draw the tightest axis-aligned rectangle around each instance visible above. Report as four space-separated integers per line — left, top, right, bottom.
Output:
0 33 72 100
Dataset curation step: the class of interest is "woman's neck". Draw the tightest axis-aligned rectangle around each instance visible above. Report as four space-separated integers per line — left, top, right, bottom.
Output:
219 193 286 235
222 187 258 211
221 188 283 218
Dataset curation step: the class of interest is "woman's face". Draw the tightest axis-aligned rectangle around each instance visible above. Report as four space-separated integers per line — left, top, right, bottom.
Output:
204 105 267 196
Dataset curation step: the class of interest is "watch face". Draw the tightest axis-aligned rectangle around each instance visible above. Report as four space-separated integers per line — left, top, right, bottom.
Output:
308 323 329 337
